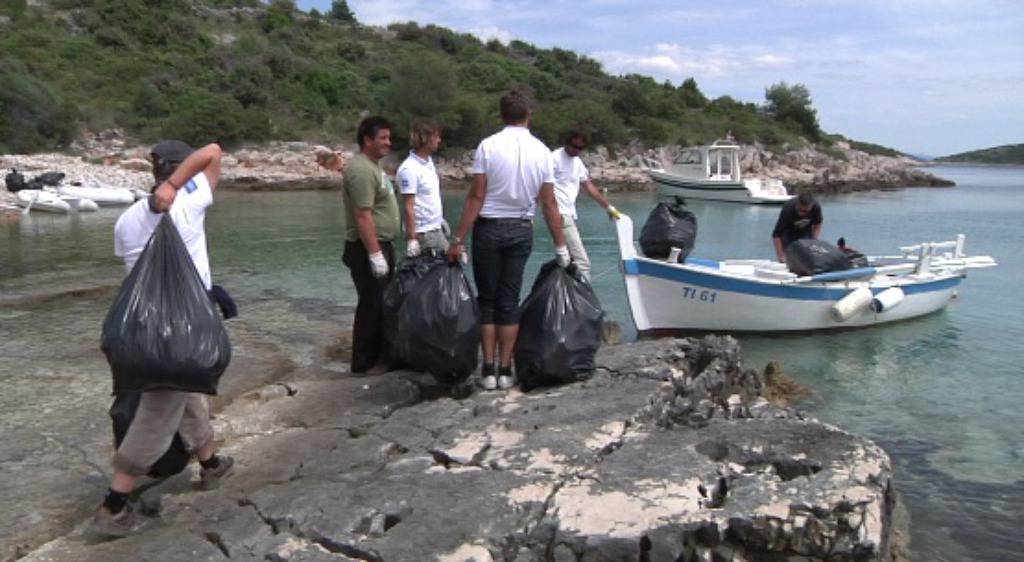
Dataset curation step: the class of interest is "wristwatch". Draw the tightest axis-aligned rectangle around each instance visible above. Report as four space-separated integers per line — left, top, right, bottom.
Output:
451 236 463 245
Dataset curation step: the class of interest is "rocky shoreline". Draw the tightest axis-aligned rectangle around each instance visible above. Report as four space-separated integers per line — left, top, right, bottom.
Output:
11 333 905 562
1 133 952 215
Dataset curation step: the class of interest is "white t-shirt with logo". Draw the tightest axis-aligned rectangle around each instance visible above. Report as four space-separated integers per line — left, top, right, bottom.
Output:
551 147 590 219
471 126 554 219
396 151 444 233
114 172 214 289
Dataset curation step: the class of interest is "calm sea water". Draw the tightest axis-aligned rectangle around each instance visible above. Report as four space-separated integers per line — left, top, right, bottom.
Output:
1 165 1021 560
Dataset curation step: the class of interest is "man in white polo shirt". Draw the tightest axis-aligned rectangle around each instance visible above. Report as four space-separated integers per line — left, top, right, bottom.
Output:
397 118 447 256
551 129 621 281
447 90 569 391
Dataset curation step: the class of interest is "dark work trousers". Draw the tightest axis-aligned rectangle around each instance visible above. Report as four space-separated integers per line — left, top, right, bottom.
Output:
471 217 533 325
342 239 395 372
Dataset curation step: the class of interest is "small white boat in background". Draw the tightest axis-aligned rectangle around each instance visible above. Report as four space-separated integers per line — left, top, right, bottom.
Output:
58 184 134 206
646 140 792 204
60 195 99 212
614 214 997 334
16 190 71 214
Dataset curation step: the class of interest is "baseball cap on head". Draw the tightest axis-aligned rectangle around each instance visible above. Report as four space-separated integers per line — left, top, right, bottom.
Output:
150 140 194 164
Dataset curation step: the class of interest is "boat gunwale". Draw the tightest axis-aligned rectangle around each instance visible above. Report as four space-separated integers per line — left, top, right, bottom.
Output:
622 255 964 301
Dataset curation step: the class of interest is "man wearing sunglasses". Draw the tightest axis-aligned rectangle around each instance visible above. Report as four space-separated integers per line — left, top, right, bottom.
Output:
551 129 621 281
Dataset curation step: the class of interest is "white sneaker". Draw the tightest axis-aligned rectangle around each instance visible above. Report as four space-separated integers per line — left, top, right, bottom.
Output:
497 374 517 390
480 375 498 391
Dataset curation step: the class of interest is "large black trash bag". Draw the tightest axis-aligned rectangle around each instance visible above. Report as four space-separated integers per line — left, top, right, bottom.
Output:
33 171 65 186
639 196 697 261
515 261 604 390
4 169 26 192
109 393 190 478
382 253 447 367
836 237 869 269
395 262 480 384
785 239 852 276
101 215 231 395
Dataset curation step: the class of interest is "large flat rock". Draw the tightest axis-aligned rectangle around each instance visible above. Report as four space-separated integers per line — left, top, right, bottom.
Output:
18 337 898 562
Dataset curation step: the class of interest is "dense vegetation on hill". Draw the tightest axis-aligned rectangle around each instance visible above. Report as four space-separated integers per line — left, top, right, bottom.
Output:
0 0 892 157
936 144 1024 165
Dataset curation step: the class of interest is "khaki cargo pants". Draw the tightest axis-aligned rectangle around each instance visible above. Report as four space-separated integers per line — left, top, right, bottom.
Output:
112 391 214 476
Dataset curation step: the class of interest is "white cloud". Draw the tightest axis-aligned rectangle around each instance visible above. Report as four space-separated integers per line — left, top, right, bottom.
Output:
595 46 800 81
470 26 514 45
636 55 680 72
752 54 794 67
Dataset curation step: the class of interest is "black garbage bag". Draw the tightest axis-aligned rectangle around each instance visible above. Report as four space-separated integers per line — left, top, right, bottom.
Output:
382 254 447 367
515 261 604 390
101 215 231 395
842 249 869 269
33 171 65 186
4 169 26 192
785 239 852 276
639 196 697 261
109 393 190 479
395 262 480 384
836 237 869 269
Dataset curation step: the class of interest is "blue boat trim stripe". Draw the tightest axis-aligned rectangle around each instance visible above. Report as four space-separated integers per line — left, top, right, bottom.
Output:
622 259 961 301
683 257 721 269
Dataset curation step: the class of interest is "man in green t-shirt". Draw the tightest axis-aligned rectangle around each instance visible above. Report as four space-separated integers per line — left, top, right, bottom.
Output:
341 116 400 374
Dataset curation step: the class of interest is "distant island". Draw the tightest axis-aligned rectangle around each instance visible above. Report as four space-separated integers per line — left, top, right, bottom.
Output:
936 143 1024 165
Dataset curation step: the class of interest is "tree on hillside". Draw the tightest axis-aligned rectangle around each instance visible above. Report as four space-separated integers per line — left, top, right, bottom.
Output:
678 77 707 108
329 0 355 23
764 81 820 140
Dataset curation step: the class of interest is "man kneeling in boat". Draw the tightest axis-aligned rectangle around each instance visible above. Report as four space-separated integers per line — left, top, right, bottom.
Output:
772 192 822 262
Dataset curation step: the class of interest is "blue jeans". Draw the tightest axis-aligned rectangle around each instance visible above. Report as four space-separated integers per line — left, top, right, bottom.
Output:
471 218 533 325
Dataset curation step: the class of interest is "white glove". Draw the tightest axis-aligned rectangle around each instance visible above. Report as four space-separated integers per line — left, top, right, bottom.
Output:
554 246 571 268
406 239 421 258
607 205 622 220
368 251 389 278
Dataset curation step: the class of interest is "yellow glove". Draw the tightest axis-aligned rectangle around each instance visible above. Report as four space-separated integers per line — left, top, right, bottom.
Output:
607 205 622 220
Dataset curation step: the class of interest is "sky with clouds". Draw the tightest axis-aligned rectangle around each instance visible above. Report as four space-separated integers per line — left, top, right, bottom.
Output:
299 0 1023 156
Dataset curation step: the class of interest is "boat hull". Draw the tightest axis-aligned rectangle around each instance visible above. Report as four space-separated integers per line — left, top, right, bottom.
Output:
15 190 70 213
649 170 790 204
622 257 961 333
58 185 134 206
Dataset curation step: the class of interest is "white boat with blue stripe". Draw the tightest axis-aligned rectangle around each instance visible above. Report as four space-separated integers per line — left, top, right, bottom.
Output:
646 140 792 204
614 214 997 334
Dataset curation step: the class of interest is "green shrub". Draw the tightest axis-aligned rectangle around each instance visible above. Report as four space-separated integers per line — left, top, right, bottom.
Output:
0 65 78 153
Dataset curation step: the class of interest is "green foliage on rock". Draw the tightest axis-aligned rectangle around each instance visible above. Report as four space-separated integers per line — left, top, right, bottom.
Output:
0 0 885 156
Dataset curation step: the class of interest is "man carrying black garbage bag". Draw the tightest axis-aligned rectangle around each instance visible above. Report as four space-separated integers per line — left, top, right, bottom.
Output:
91 141 234 538
772 191 823 262
447 90 570 392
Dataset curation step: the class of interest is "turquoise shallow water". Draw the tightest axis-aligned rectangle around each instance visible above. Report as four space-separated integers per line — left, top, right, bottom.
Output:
1 165 1021 560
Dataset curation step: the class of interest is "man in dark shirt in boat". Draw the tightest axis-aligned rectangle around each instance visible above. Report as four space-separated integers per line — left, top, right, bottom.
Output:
772 192 822 262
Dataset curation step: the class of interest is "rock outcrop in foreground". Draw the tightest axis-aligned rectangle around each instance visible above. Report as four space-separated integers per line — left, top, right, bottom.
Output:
22 337 898 562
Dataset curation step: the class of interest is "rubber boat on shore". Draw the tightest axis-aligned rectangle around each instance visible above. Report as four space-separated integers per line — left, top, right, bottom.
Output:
57 184 134 206
646 140 792 204
614 214 996 334
15 190 71 213
14 190 101 213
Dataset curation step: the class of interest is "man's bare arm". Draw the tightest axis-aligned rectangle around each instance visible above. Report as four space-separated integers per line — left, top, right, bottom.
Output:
539 183 566 247
402 194 417 241
354 208 381 254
